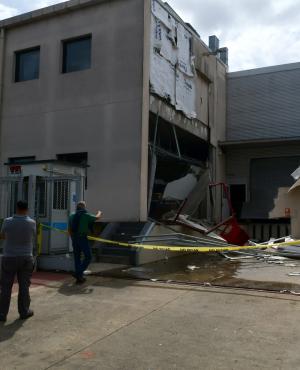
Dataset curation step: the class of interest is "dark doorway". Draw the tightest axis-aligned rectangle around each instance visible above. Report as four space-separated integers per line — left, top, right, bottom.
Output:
230 184 246 219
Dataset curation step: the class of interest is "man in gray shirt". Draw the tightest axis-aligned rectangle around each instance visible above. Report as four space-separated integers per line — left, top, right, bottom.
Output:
0 200 36 322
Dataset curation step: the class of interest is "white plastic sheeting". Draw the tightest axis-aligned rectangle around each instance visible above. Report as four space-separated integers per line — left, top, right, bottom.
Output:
150 0 197 119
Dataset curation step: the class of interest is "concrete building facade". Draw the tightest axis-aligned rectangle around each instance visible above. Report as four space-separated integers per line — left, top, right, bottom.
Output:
0 0 227 219
0 0 227 265
0 0 150 222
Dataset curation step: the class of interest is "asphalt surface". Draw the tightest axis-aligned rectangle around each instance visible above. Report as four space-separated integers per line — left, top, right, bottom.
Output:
1 272 300 370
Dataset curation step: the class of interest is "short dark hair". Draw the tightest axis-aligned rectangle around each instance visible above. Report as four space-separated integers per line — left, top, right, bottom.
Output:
17 200 29 211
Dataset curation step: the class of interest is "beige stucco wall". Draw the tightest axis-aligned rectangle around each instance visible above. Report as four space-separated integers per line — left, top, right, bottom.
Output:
193 39 227 200
269 186 300 239
0 0 149 222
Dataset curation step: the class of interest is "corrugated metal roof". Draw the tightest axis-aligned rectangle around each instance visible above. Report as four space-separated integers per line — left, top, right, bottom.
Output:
228 62 300 78
227 67 300 141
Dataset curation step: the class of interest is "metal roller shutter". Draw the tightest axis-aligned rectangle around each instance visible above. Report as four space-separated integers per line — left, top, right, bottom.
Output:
242 156 300 219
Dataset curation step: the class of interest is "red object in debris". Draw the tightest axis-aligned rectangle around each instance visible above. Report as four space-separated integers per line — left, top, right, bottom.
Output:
9 165 22 174
219 217 250 246
285 208 291 218
208 182 250 245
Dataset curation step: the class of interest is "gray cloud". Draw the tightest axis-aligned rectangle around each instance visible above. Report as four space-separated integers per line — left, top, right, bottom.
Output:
1 0 300 71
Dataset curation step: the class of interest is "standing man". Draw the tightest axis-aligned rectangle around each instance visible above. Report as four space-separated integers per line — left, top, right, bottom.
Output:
0 201 36 322
69 201 102 284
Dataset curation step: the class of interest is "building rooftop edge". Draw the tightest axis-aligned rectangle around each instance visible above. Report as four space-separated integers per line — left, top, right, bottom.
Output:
0 0 110 29
0 0 218 63
219 136 300 147
228 62 300 78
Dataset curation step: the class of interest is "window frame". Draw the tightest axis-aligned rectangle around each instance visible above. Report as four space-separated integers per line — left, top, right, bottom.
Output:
14 46 40 83
53 180 69 211
61 34 92 74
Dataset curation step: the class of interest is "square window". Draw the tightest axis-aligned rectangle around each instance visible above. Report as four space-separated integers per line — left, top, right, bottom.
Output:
53 180 69 210
15 47 40 82
62 35 92 74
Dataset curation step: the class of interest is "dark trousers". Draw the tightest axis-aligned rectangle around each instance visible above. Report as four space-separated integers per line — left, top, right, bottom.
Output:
0 256 34 318
72 236 92 278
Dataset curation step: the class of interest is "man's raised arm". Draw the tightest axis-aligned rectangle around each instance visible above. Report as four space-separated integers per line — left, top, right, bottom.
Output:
95 211 102 220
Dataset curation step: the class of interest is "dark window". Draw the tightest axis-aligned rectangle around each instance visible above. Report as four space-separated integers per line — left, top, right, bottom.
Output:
15 47 40 82
57 152 88 190
62 35 91 73
36 178 47 218
56 152 88 165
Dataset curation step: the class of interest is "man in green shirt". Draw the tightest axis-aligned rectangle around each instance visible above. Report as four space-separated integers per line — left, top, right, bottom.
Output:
69 201 102 284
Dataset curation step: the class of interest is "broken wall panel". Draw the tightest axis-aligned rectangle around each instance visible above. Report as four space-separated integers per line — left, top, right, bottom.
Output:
148 114 210 220
150 0 197 119
175 73 196 120
150 52 175 106
149 157 201 220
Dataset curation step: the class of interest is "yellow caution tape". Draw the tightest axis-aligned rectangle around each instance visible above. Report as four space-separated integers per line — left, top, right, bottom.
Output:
39 223 300 253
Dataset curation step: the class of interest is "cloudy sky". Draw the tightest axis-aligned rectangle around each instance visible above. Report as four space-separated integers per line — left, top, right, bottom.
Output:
1 0 300 71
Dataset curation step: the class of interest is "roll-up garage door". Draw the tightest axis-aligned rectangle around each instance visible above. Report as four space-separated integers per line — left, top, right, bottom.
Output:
241 156 300 219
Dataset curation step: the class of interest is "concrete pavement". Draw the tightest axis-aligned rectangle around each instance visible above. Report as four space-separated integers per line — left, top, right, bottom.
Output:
1 274 300 370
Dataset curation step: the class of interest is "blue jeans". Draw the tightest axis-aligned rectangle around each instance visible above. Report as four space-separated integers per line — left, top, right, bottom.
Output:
72 236 92 278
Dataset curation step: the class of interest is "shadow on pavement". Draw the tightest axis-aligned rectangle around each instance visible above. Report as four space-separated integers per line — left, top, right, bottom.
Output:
0 319 24 342
58 280 94 296
57 275 138 296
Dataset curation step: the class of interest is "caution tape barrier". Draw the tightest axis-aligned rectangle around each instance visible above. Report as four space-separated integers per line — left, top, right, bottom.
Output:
38 223 300 254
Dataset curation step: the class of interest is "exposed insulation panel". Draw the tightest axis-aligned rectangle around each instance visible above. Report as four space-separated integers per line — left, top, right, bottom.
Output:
150 0 197 119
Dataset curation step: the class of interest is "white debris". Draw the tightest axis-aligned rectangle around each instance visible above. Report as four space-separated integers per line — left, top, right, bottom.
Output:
290 291 300 296
127 267 153 273
267 260 284 264
267 256 288 261
221 253 253 260
287 272 300 276
280 289 300 296
187 265 200 271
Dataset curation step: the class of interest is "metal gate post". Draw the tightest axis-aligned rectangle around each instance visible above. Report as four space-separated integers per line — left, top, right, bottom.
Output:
28 175 36 218
75 177 83 202
17 179 23 203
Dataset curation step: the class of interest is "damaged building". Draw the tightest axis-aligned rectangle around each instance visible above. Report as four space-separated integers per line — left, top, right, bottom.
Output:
0 0 228 267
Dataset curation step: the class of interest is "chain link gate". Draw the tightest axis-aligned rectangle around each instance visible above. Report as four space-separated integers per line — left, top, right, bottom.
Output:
0 174 83 257
0 177 23 220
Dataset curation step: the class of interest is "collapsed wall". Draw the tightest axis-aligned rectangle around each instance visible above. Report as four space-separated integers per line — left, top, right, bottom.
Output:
148 0 228 224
